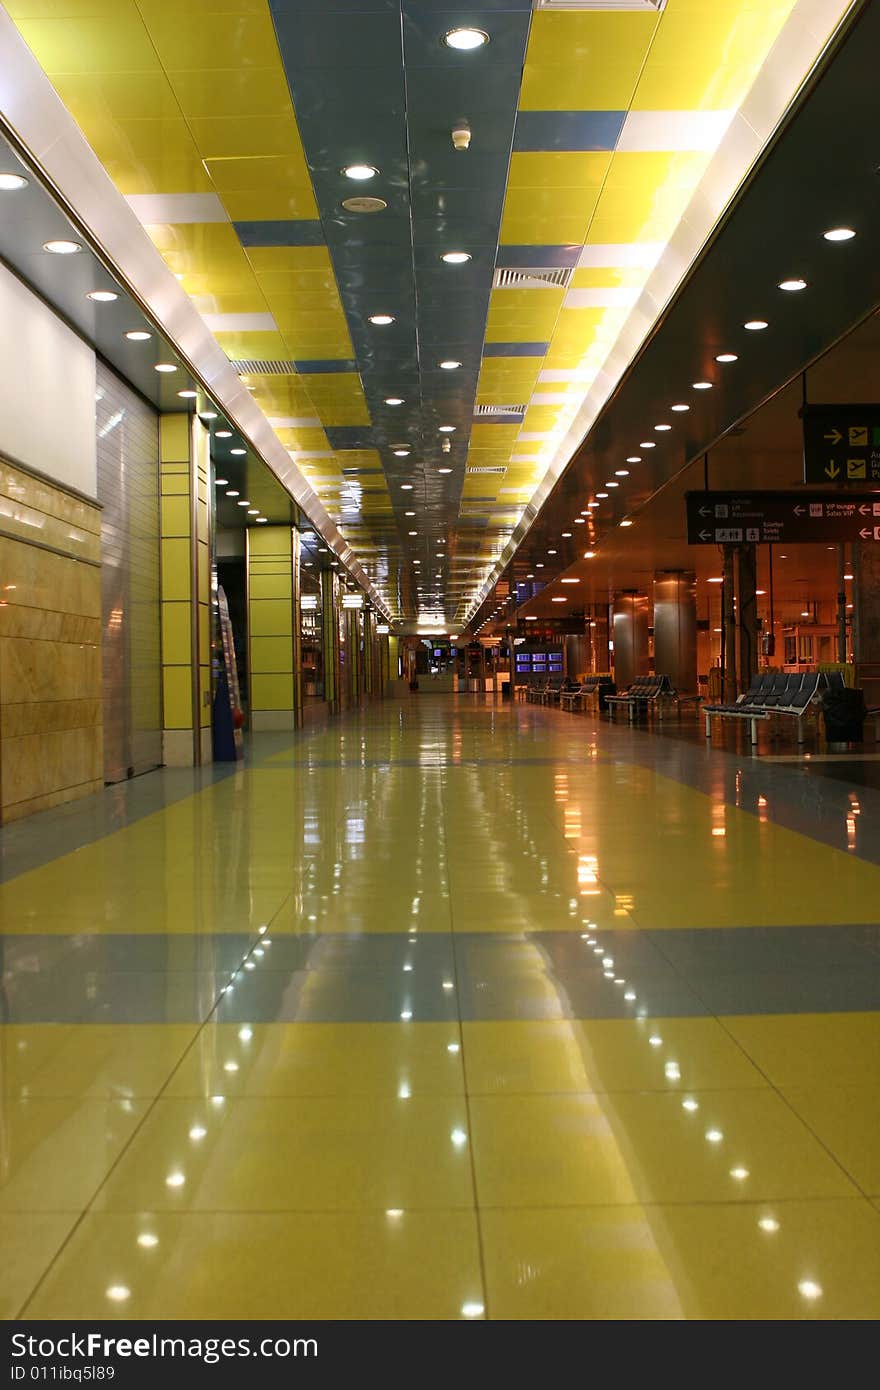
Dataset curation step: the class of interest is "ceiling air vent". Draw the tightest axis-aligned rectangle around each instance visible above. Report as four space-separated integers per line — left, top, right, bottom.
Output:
492 267 573 290
535 1 665 11
466 466 507 475
473 403 526 417
231 359 296 375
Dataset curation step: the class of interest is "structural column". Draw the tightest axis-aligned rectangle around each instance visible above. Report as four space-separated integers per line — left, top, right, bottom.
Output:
247 525 296 731
159 414 212 766
321 568 341 713
611 591 649 688
653 571 697 692
736 542 758 694
853 542 880 706
721 546 737 703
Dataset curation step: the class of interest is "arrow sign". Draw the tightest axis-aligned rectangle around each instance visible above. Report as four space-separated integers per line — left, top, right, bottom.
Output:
699 507 712 517
803 404 880 484
686 489 880 545
794 505 805 516
824 429 843 444
825 462 840 479
699 529 712 541
860 504 871 514
861 528 872 539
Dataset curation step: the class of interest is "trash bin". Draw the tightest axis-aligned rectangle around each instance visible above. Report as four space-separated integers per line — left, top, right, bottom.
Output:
500 677 511 699
597 681 616 713
820 685 866 742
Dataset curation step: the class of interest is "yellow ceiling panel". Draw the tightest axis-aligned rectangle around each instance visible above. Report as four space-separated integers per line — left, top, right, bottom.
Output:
334 451 382 470
165 66 293 120
585 190 690 245
632 4 796 111
245 247 333 274
276 429 329 452
64 115 213 194
203 153 312 194
469 425 520 450
521 406 560 432
486 295 564 342
49 69 180 122
211 331 288 361
265 291 346 319
187 115 308 162
503 186 601 228
476 360 542 400
507 152 611 191
521 10 659 107
14 12 159 73
137 11 283 72
604 150 713 192
282 338 354 360
499 209 598 247
253 270 338 296
189 290 274 315
570 266 649 290
305 375 366 401
219 188 319 221
315 404 370 426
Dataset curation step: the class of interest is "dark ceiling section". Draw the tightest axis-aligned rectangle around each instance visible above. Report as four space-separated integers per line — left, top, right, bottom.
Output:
470 0 880 632
270 0 530 619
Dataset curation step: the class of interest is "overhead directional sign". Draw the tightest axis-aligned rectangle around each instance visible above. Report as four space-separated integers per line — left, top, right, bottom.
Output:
802 404 880 484
686 490 880 545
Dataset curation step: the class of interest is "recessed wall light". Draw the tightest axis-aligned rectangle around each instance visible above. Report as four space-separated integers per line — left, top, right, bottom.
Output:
0 173 27 191
744 319 768 331
823 227 855 241
369 313 394 325
87 289 118 303
715 353 738 363
439 360 462 370
125 330 151 342
154 363 177 373
43 239 81 254
342 163 378 180
692 380 713 389
441 251 471 264
444 26 489 50
778 278 807 291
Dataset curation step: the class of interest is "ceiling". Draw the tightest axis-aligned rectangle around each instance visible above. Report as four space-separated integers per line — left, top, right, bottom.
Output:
3 0 853 625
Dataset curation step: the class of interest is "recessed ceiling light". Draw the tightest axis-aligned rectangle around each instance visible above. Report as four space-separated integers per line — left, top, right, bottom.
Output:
43 239 81 254
393 447 410 457
560 578 579 584
615 469 629 477
200 411 218 420
561 531 572 537
620 519 633 527
639 441 656 448
584 551 596 559
404 510 415 516
778 278 807 291
439 360 462 370
606 481 619 488
237 500 250 507
654 423 671 431
535 563 544 568
438 466 453 474
626 456 641 463
87 289 118 303
177 389 197 399
715 353 738 363
439 425 456 433
125 330 151 342
385 397 404 406
551 596 567 603
230 447 246 455
596 491 608 498
444 26 489 50
226 490 239 498
408 530 418 536
215 477 228 486
342 163 378 180
670 403 689 412
707 576 723 583
744 319 768 331
154 363 177 373
573 516 585 523
692 380 713 389
0 172 27 191
368 313 394 325
441 251 471 265
248 508 259 516
257 517 268 524
216 429 232 438
823 226 855 241
401 483 413 490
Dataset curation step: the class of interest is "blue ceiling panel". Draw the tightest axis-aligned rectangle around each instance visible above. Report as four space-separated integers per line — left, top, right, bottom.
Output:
513 111 625 153
234 220 324 247
496 244 581 268
270 10 403 68
483 342 549 357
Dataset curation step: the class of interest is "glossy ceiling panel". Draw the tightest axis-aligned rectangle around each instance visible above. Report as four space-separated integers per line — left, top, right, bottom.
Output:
3 0 850 627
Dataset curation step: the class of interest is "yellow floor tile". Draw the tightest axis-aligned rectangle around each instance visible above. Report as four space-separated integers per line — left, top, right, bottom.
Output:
0 1213 78 1319
450 891 617 933
2 1025 197 1098
0 1099 146 1211
94 1095 474 1212
165 1022 465 1098
469 1090 858 1208
23 1210 485 1320
782 1087 880 1195
462 1019 767 1095
722 1013 880 1088
267 894 452 934
480 1200 880 1319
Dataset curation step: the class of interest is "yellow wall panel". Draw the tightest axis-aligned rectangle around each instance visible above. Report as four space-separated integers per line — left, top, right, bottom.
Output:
250 598 293 636
250 636 293 672
161 538 192 601
160 494 190 538
160 414 190 462
161 602 191 666
163 665 193 730
251 673 294 710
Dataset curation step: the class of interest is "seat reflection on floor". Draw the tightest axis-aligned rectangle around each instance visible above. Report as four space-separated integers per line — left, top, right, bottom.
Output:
2 696 880 1319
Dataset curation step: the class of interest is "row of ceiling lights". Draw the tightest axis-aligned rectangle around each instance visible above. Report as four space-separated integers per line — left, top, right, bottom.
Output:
477 223 860 631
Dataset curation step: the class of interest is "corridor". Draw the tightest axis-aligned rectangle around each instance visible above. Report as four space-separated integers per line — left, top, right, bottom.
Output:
3 696 880 1319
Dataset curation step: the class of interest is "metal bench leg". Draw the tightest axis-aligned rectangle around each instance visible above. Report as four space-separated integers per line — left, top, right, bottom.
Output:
797 718 804 746
704 711 711 739
750 717 758 748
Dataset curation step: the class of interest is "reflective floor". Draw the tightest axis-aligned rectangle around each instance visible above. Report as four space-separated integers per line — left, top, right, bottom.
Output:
3 695 880 1319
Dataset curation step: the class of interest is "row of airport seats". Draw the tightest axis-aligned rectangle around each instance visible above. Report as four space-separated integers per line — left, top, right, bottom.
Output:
703 670 843 746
